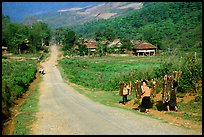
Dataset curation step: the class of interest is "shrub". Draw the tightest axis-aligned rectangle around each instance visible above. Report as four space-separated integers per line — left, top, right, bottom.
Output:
194 95 202 102
2 60 37 124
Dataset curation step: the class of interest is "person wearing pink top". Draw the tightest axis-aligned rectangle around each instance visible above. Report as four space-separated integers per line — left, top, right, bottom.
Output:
140 79 151 113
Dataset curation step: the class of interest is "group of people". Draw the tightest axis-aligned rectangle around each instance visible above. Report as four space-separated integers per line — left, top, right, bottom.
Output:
39 66 46 75
119 79 151 113
119 71 182 113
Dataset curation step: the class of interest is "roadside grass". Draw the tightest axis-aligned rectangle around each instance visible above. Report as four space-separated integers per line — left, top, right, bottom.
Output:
13 73 42 135
58 56 163 92
57 55 202 129
175 101 202 124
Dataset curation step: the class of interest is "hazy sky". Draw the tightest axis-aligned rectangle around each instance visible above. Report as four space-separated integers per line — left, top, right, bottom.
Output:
2 2 99 22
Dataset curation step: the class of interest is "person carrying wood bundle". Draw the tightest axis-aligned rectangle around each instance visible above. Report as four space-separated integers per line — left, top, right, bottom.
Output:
162 71 181 111
162 74 171 104
119 81 132 105
140 79 151 113
134 80 142 99
150 78 159 97
168 71 181 111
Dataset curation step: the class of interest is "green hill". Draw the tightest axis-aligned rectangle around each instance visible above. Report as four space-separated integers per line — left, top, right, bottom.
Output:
33 2 143 30
71 2 202 51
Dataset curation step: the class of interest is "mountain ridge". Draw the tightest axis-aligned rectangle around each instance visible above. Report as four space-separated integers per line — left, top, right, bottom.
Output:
32 2 143 29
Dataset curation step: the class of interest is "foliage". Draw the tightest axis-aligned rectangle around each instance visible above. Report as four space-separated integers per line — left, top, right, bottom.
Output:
152 52 202 94
72 2 202 52
29 21 51 51
96 42 108 57
58 51 202 95
178 54 202 93
58 56 161 91
2 60 37 124
55 27 76 54
2 15 51 54
120 38 134 51
77 44 88 56
13 81 39 135
95 29 116 42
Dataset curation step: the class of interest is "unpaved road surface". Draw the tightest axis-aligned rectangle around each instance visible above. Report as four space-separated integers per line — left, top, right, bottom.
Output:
31 46 199 135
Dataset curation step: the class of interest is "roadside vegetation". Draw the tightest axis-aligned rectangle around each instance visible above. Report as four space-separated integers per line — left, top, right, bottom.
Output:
2 52 49 135
72 2 202 51
2 1 202 134
2 59 37 121
2 12 51 134
13 73 41 135
57 50 202 129
58 51 202 94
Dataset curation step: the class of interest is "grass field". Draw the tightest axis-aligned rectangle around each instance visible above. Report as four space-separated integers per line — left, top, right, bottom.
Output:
58 55 168 91
57 54 202 130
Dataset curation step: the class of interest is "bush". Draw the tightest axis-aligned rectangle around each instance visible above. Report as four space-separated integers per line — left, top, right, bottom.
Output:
178 54 202 93
2 60 37 124
194 95 202 102
39 46 49 53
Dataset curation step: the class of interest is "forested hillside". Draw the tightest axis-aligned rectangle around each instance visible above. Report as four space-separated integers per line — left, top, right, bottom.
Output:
71 2 202 51
33 2 143 29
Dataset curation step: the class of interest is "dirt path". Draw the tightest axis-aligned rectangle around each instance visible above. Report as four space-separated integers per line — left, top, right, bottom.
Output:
30 45 199 135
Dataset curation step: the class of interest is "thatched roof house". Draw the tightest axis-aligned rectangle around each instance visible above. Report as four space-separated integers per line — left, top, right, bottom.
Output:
73 39 98 53
107 39 122 48
73 42 97 52
132 41 157 56
85 42 97 52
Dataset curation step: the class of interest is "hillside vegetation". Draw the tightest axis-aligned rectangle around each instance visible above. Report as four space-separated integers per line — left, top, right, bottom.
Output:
34 2 143 29
71 2 202 51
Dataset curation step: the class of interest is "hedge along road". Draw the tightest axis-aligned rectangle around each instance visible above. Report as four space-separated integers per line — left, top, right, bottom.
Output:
31 45 198 135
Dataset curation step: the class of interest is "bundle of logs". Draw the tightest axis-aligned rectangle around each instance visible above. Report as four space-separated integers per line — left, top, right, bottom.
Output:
119 71 182 111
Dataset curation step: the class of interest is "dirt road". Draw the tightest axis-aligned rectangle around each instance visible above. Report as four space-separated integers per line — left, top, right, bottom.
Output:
31 45 199 135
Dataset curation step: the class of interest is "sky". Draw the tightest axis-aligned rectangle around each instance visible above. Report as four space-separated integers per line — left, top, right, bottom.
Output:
2 2 99 22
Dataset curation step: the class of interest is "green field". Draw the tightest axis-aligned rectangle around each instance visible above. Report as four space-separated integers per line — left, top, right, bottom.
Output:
58 53 202 126
2 53 47 127
58 55 170 92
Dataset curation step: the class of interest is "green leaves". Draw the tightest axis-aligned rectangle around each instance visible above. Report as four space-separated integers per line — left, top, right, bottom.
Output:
2 60 37 107
2 15 51 54
55 27 76 52
71 2 201 52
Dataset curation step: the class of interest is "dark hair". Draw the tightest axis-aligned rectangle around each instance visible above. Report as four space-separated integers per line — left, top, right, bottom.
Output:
142 79 148 85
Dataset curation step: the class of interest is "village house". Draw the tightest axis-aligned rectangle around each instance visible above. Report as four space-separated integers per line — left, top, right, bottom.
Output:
107 39 122 48
85 41 97 52
73 39 98 53
107 39 124 53
132 41 157 56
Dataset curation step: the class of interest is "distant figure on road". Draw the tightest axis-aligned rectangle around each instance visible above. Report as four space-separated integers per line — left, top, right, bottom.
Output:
39 66 46 75
140 79 151 113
